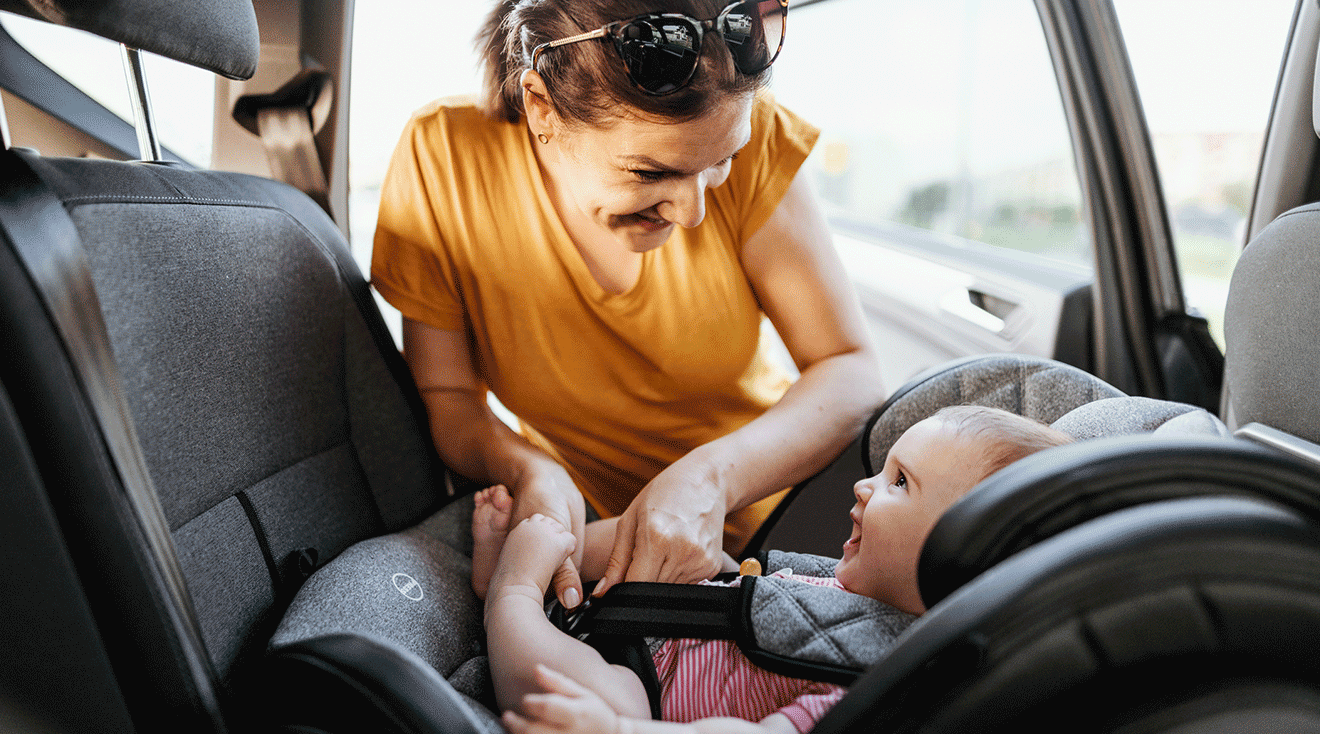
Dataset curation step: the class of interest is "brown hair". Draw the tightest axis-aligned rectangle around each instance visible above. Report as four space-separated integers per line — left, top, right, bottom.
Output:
931 405 1075 484
477 0 769 126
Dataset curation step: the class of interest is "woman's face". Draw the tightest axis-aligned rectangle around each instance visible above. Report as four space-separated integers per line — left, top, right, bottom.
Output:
544 94 754 253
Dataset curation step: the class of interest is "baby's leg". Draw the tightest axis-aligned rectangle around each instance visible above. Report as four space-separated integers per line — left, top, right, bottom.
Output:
471 485 513 599
485 514 651 719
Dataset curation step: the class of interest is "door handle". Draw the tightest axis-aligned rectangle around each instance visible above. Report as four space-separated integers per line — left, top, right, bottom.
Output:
939 287 1019 336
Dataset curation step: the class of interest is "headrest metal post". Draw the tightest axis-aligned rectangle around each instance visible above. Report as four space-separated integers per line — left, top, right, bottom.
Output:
120 45 163 162
0 90 11 151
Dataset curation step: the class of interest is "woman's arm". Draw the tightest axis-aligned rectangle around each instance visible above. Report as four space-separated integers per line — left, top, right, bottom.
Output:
597 168 884 591
403 318 586 605
703 164 885 510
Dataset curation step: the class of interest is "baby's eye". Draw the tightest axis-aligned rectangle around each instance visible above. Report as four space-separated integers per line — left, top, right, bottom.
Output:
893 471 907 491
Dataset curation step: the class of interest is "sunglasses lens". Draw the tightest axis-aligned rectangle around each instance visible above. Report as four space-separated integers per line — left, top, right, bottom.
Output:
721 1 785 74
617 18 701 94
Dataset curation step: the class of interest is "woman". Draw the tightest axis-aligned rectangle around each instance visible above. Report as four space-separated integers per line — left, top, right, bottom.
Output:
370 0 883 608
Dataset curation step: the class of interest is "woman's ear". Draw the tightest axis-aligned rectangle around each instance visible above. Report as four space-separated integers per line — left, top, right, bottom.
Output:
520 69 558 140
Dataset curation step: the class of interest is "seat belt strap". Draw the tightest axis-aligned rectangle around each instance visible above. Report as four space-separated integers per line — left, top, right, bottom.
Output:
564 582 744 640
233 70 333 215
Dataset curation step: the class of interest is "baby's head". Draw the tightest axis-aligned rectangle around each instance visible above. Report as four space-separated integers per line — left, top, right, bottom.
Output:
835 405 1074 615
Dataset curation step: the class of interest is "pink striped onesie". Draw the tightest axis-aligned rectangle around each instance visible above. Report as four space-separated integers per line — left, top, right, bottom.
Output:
649 571 849 732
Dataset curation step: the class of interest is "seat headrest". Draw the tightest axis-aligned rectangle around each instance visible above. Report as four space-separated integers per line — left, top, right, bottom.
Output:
1225 203 1320 443
1315 40 1320 139
0 0 259 80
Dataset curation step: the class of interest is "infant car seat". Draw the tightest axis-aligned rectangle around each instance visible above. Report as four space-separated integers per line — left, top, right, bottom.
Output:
0 0 501 731
757 352 1229 558
815 495 1320 733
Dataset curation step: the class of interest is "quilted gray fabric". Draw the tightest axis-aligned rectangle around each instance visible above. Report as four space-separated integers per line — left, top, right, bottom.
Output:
748 575 915 671
764 550 840 579
867 354 1122 474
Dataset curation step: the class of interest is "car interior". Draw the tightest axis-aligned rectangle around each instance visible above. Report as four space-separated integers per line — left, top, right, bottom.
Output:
4 0 1320 733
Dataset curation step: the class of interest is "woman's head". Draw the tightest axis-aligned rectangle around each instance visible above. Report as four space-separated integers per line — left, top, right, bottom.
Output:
478 0 773 127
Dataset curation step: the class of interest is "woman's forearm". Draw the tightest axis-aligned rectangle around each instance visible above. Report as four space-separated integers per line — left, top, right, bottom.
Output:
419 386 569 490
695 347 883 513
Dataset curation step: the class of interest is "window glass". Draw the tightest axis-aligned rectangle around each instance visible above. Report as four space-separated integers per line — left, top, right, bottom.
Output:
1 14 215 167
1112 0 1295 346
348 0 486 281
770 0 1088 268
348 1 517 422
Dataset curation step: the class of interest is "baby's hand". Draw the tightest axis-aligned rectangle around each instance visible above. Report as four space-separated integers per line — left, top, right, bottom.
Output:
502 664 622 734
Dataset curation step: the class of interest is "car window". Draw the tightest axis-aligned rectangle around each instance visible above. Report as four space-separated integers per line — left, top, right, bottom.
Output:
769 0 1088 269
348 0 487 282
1112 0 1295 347
1 13 215 167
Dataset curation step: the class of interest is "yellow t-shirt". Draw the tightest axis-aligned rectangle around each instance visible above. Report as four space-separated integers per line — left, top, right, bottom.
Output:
371 92 818 527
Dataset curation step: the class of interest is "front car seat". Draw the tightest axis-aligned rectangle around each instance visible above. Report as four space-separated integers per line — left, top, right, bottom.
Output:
0 0 497 731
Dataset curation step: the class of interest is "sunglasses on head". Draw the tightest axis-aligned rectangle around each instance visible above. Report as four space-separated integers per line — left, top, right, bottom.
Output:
530 0 788 96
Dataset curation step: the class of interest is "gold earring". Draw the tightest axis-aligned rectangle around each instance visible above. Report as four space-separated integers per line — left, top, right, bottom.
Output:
537 133 550 144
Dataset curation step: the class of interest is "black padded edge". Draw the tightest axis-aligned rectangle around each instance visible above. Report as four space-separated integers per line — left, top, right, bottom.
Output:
0 377 137 732
0 0 259 80
813 496 1320 734
0 148 226 731
258 634 488 734
917 434 1320 607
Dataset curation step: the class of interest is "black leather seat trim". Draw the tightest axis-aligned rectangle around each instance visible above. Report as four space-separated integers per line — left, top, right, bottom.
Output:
0 149 225 730
919 435 1320 607
814 496 1320 733
259 634 488 734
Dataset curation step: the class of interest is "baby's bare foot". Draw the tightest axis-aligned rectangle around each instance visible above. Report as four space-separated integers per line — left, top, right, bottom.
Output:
471 484 513 599
485 514 576 610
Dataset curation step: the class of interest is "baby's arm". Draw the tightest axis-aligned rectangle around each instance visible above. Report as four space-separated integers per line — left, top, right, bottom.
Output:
486 516 651 718
503 665 800 734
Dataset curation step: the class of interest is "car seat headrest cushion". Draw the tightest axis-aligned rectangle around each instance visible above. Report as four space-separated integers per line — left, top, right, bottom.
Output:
1225 203 1320 443
0 0 259 80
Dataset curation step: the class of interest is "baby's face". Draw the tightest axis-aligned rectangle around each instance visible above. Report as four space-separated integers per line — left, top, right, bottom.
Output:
835 417 990 614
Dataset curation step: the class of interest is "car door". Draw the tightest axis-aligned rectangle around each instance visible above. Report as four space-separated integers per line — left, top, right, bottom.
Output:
768 0 1274 408
760 0 1295 555
769 0 1095 396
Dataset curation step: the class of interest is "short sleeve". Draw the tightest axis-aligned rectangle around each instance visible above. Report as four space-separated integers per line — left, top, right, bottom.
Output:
370 110 468 332
716 91 820 243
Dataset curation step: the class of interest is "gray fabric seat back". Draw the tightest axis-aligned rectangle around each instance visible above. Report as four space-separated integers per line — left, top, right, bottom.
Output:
25 153 447 684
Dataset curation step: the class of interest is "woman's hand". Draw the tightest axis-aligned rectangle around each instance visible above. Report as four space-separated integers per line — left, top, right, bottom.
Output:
595 453 728 595
508 464 588 609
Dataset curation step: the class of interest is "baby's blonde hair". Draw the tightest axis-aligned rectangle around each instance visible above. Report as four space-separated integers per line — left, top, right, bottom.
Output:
930 405 1074 485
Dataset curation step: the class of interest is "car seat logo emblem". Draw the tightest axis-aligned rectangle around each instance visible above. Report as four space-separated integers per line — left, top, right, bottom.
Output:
391 573 423 601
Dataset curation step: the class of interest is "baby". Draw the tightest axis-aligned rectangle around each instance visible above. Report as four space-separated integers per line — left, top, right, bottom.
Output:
474 405 1073 734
